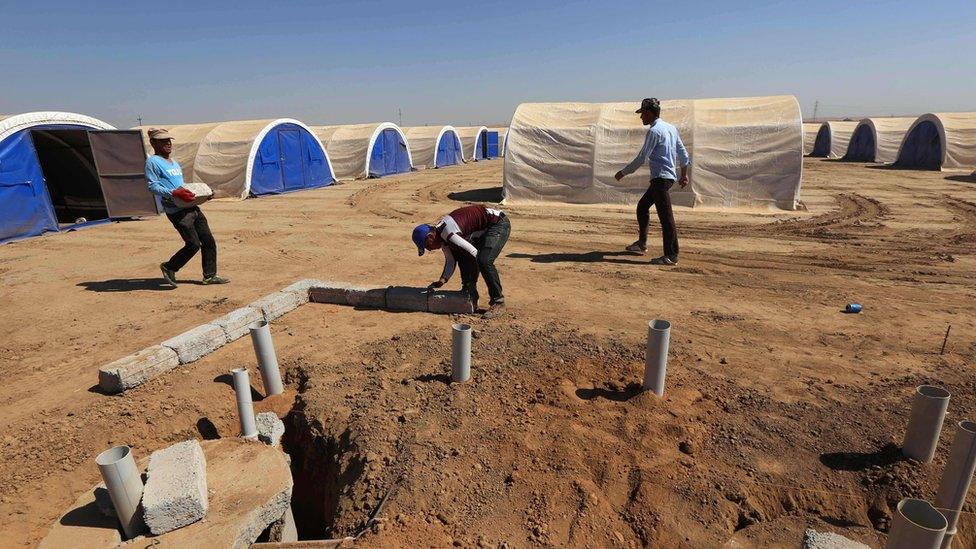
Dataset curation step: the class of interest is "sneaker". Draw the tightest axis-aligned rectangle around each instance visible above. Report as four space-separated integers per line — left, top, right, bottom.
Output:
650 256 677 265
160 263 178 287
202 274 230 285
625 241 647 254
482 302 507 319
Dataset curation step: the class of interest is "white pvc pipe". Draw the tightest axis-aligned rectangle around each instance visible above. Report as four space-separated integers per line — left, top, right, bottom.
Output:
643 319 671 396
231 368 258 440
903 385 951 463
249 320 284 396
96 445 144 540
886 498 947 549
935 420 976 548
451 323 471 383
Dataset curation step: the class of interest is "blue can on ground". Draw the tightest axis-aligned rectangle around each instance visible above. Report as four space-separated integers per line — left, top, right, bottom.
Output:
845 303 862 313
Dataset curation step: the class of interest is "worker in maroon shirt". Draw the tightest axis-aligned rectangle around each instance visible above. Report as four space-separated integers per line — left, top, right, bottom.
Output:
412 204 511 319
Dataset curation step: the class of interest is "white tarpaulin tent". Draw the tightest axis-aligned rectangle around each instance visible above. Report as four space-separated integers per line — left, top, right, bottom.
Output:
894 113 976 170
503 95 803 210
401 126 463 169
842 117 915 163
810 121 857 158
803 123 820 156
137 118 334 198
311 123 413 180
490 127 509 157
456 126 490 161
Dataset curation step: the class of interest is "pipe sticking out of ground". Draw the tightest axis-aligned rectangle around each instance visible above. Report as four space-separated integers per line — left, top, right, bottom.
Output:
451 323 471 383
643 319 671 396
934 420 976 548
886 498 947 549
249 320 284 396
903 385 951 463
231 368 259 440
95 445 145 540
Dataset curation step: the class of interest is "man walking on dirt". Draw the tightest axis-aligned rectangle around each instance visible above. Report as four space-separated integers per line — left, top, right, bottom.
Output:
615 98 690 265
412 204 511 319
146 128 229 286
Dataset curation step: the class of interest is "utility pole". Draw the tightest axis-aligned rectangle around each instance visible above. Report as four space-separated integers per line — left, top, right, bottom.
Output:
137 115 143 127
812 101 819 121
398 108 402 127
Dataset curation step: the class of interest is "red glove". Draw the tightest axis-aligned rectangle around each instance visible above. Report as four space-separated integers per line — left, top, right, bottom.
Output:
172 187 196 202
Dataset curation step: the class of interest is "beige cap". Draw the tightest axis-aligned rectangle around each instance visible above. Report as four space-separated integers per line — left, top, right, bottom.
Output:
147 128 173 141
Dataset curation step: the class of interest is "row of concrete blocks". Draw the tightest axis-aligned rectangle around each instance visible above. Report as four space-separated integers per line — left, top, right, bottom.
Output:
308 282 474 314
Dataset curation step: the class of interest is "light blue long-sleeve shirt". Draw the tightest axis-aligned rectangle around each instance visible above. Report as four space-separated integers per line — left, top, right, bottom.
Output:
145 155 186 214
620 119 690 181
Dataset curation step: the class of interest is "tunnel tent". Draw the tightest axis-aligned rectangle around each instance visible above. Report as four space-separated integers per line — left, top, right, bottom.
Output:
0 112 160 244
456 126 490 161
312 123 412 180
842 117 915 163
810 121 858 158
490 127 508 157
894 113 976 170
504 95 803 210
401 126 463 169
137 118 334 198
803 123 820 156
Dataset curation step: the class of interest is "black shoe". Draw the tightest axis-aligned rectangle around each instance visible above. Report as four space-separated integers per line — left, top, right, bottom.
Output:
160 263 178 287
202 274 230 285
650 256 677 265
625 241 647 254
482 302 507 319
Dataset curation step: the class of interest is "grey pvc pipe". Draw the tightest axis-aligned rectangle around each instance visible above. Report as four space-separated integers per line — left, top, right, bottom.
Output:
643 319 671 396
231 367 258 440
249 320 284 396
96 445 144 540
903 385 951 463
935 420 976 549
451 323 471 383
886 498 947 549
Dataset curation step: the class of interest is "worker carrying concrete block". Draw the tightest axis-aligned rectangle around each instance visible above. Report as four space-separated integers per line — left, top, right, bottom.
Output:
412 204 510 319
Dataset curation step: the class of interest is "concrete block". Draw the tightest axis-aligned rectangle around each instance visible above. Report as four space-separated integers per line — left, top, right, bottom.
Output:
142 439 208 535
801 528 870 549
251 291 307 322
347 287 387 309
280 278 328 297
385 286 429 312
98 345 180 393
308 284 354 305
162 323 228 364
212 306 265 341
255 412 285 447
427 290 475 314
308 283 386 309
266 505 299 543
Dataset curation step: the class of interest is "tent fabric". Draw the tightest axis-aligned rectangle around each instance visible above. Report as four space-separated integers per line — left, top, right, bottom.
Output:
490 127 508 157
0 112 115 243
136 118 333 198
402 126 463 169
503 95 803 210
894 113 976 170
312 123 413 180
803 123 820 155
456 126 489 161
810 121 858 158
842 117 914 163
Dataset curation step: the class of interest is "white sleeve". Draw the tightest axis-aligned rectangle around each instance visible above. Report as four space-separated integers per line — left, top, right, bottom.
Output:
447 233 479 258
440 247 456 282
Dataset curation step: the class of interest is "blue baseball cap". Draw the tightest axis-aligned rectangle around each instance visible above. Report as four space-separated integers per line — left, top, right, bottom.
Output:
412 224 432 256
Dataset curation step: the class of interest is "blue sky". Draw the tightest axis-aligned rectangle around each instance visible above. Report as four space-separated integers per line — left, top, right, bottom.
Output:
1 0 974 128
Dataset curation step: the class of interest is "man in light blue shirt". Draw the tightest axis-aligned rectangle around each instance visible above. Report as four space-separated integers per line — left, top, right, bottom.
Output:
615 98 690 265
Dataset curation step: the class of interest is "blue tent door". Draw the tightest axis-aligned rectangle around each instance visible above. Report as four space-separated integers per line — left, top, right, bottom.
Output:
486 131 499 158
435 132 461 167
278 129 305 191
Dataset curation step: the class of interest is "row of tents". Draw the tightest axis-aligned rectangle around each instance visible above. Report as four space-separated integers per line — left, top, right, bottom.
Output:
0 111 509 243
803 113 976 169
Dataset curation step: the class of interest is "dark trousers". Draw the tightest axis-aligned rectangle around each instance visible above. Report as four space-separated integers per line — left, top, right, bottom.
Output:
637 178 679 258
457 215 511 306
165 206 217 278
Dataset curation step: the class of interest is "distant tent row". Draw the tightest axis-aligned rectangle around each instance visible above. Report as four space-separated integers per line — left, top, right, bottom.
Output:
312 123 412 180
504 95 803 210
456 126 490 161
843 117 914 163
810 121 858 158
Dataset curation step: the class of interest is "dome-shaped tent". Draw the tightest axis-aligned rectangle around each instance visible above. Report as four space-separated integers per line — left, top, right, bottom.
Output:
456 126 490 161
504 95 803 210
401 126 463 169
894 113 976 170
1 112 160 243
803 123 820 156
138 118 334 198
842 117 915 163
810 121 858 158
312 123 412 180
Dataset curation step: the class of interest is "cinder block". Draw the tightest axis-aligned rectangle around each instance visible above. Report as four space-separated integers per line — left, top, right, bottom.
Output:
211 306 265 341
98 345 180 393
251 291 307 322
427 291 475 314
308 284 355 305
385 286 429 312
142 439 208 535
255 412 285 447
308 283 386 309
280 278 328 296
162 323 228 364
347 287 387 309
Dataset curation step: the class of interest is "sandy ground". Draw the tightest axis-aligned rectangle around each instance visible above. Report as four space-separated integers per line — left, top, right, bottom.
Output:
1 158 975 547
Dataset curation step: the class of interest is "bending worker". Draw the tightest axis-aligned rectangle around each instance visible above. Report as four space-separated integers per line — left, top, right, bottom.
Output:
412 204 510 319
615 97 690 266
145 128 229 286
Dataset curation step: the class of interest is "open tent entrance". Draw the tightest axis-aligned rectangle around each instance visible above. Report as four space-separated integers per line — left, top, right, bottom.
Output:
811 126 831 157
475 129 488 160
896 121 942 169
30 129 108 225
845 124 876 162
